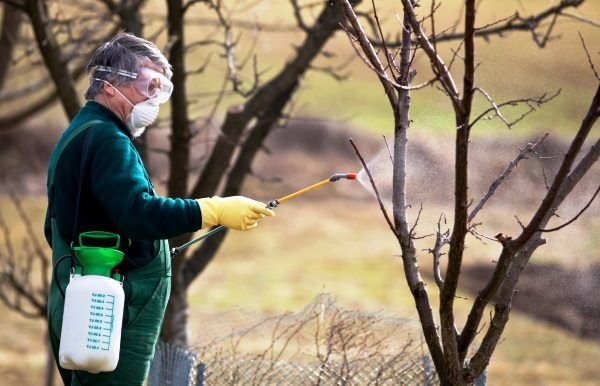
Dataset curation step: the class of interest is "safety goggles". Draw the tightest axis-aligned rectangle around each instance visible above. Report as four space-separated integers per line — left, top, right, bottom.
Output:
94 66 173 104
131 67 173 104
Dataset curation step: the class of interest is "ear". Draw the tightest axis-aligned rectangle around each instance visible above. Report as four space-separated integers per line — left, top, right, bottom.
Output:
103 81 115 97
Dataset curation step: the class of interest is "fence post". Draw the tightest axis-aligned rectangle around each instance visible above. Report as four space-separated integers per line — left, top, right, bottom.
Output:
196 362 206 386
148 340 197 386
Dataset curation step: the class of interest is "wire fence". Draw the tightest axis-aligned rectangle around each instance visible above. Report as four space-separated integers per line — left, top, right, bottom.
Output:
149 294 443 385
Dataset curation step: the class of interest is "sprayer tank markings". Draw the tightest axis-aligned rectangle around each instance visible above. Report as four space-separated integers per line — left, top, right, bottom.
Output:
87 293 115 351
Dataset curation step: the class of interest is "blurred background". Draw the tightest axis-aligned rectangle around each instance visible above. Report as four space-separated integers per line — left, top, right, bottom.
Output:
0 0 599 384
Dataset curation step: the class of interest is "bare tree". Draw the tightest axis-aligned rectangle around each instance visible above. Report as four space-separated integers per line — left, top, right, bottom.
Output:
341 0 599 384
0 185 55 386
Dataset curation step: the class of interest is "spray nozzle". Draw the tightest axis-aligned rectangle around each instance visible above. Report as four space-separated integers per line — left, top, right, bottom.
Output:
329 173 358 182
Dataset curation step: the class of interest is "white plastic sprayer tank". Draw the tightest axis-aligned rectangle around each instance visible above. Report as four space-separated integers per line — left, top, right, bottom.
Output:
59 232 125 373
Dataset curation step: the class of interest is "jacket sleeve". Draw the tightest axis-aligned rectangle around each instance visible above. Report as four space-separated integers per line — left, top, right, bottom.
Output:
87 123 202 240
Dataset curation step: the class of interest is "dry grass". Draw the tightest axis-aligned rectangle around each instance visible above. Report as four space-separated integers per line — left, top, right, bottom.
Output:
0 193 599 384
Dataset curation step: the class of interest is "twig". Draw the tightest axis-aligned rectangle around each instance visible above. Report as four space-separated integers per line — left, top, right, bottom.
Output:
382 135 394 165
578 32 600 81
409 203 424 239
469 90 561 129
371 0 399 79
426 213 449 291
539 184 600 232
530 12 559 48
349 138 397 235
308 65 350 81
468 133 549 223
560 12 600 28
289 0 309 32
432 0 587 43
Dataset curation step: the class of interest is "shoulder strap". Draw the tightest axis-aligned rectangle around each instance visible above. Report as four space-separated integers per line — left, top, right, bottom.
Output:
48 119 103 189
71 126 95 241
48 119 102 220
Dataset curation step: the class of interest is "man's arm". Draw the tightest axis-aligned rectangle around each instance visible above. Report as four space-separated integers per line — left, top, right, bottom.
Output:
88 124 201 240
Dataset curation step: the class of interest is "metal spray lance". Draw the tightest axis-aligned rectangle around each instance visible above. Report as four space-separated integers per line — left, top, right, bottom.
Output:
170 173 357 256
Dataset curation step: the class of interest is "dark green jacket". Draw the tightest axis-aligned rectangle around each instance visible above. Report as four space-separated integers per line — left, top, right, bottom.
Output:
44 101 201 269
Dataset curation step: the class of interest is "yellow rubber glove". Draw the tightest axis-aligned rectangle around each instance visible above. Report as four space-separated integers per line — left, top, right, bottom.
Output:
197 196 275 230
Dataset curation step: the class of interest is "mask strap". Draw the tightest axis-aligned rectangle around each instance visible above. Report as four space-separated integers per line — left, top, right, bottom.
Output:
93 78 134 108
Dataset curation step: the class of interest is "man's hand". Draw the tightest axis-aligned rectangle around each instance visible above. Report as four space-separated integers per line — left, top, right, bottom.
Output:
197 196 275 230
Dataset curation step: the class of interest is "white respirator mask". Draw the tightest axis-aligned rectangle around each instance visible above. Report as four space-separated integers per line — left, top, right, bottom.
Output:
124 97 160 138
94 66 173 138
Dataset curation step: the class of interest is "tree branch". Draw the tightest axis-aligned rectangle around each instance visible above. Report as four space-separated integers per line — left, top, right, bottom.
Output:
466 136 600 380
340 0 398 108
468 133 549 223
24 0 81 119
538 184 599 232
458 83 600 365
432 0 586 43
578 32 600 81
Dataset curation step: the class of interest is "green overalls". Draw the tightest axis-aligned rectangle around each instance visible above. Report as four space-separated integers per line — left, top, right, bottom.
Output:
45 102 201 386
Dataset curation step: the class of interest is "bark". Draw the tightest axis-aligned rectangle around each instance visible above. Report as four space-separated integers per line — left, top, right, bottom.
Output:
163 0 191 346
399 0 461 114
437 1 475 383
24 0 81 119
394 5 447 380
0 3 22 90
344 0 596 383
163 0 362 345
513 85 600 247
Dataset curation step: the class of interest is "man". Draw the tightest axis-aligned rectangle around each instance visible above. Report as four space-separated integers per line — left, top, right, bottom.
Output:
44 33 274 385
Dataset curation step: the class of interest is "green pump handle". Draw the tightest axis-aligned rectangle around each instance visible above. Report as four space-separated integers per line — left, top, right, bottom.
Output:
72 231 124 278
79 231 121 249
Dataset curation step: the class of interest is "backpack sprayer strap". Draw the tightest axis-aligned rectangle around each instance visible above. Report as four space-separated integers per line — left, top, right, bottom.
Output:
71 125 95 248
48 120 101 292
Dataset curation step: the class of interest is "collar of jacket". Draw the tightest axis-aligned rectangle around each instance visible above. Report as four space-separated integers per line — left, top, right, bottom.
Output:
83 100 134 139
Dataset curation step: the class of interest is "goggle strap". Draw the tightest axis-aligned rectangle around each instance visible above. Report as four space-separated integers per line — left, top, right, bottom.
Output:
94 65 138 79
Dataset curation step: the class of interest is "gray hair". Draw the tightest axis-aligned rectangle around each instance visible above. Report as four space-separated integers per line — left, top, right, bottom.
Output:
85 33 172 100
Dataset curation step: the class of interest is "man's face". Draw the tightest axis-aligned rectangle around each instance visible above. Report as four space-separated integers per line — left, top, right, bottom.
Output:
102 60 165 114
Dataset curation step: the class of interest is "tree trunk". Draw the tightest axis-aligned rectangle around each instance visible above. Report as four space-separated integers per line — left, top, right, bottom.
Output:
160 267 188 346
0 4 22 90
25 0 81 119
44 332 55 386
163 0 191 346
